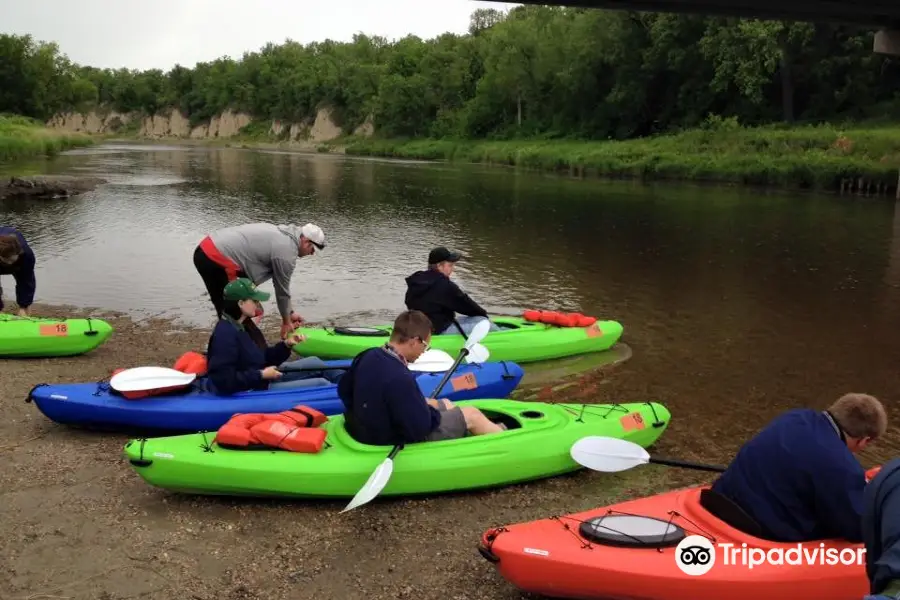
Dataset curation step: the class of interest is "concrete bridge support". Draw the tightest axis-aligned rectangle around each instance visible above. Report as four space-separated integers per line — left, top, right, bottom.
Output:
873 29 900 55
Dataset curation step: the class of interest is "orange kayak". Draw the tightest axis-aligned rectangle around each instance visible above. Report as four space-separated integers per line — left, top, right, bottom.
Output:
478 472 879 600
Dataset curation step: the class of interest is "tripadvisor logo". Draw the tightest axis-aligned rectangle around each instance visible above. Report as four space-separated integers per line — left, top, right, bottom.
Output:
674 534 866 575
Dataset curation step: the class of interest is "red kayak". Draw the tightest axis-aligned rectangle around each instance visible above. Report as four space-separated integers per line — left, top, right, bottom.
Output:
478 469 879 600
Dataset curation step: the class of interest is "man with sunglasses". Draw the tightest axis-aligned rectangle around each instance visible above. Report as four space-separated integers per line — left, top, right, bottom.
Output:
193 222 325 339
337 310 503 446
0 226 36 317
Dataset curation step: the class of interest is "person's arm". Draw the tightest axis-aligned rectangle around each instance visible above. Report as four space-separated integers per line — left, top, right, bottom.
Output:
270 256 296 323
206 327 264 396
444 280 488 318
264 340 292 366
814 462 868 542
13 241 36 309
385 374 441 443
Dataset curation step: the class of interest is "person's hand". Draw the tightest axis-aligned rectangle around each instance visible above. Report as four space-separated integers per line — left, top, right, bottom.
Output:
284 332 306 346
16 307 28 317
261 366 282 380
280 321 296 339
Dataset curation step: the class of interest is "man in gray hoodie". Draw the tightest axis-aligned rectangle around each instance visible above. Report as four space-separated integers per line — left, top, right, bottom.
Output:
193 222 326 338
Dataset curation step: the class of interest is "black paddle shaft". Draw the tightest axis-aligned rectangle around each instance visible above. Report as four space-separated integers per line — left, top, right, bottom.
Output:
429 347 470 399
650 457 726 473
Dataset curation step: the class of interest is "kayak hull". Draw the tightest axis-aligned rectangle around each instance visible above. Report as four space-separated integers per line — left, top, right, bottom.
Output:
27 359 524 433
291 315 623 363
0 313 113 357
478 485 867 600
123 400 670 498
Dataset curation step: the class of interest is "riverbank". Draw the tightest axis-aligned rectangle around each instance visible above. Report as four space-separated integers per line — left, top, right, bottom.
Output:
342 120 900 194
0 115 93 163
0 303 696 600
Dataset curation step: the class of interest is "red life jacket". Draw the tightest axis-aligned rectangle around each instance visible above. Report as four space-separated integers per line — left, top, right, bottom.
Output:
215 405 329 453
522 309 597 328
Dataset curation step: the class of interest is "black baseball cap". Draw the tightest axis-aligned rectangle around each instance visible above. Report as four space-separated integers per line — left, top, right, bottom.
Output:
428 247 462 264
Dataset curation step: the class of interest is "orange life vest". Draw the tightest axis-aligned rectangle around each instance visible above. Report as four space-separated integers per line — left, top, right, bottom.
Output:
215 405 329 453
523 309 597 328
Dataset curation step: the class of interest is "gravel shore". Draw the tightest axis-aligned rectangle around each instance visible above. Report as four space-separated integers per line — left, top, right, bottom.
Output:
1 304 693 600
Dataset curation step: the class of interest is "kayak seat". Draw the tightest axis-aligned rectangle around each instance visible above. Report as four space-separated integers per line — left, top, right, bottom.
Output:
480 409 523 430
699 488 769 540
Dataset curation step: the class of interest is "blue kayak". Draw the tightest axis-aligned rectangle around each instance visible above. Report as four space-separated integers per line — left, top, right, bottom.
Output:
26 359 524 433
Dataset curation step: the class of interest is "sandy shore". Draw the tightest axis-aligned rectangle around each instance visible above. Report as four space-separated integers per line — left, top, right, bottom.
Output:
0 304 733 599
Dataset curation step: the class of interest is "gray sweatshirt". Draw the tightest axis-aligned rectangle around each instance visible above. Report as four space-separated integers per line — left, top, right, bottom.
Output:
208 222 304 320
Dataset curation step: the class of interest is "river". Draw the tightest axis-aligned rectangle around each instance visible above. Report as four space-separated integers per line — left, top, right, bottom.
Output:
3 142 900 461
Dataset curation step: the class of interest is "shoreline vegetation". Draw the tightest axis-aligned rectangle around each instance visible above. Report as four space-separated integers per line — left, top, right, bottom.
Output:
5 5 900 194
340 120 900 194
0 115 93 163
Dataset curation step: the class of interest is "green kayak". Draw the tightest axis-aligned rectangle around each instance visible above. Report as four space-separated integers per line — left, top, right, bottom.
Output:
123 399 670 499
291 315 624 363
0 314 113 357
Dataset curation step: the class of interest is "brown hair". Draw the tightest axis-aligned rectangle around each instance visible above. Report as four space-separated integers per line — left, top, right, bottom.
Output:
0 234 22 264
391 310 433 343
829 393 887 439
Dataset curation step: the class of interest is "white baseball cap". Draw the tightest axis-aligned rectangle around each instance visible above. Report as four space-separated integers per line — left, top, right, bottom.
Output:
300 223 326 249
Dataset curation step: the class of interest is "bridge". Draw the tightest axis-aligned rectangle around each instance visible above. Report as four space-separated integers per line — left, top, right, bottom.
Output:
481 0 900 54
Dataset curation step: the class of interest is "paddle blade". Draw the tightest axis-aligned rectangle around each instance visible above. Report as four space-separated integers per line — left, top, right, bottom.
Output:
409 349 455 372
570 435 651 473
341 457 395 513
109 366 197 392
464 343 490 364
464 318 492 348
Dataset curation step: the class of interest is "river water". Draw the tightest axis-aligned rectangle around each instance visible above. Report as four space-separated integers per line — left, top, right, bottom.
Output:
3 143 900 459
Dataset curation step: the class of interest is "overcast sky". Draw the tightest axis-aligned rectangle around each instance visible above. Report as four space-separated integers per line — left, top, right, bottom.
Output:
0 0 518 71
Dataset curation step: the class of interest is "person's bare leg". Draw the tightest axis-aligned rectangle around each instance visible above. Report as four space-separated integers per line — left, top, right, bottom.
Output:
460 406 504 435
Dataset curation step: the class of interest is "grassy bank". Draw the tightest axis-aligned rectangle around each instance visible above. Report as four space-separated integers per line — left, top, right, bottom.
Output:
343 120 900 194
0 114 94 163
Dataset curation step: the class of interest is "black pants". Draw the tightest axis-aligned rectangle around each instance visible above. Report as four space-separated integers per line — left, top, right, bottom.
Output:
193 244 240 318
192 244 268 349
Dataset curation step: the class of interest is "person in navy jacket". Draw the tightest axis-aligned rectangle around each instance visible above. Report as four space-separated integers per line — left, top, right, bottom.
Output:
0 226 36 316
710 393 886 543
204 278 340 395
863 458 900 600
337 309 503 446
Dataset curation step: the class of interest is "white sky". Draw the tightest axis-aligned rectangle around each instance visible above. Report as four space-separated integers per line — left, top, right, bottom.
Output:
0 0 519 71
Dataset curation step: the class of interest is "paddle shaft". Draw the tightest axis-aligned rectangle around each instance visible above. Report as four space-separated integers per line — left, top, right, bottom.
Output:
650 457 726 473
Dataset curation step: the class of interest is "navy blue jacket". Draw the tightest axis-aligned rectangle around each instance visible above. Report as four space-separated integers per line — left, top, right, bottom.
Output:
710 409 866 543
205 316 292 396
337 346 441 445
864 457 900 594
0 226 36 309
404 269 487 334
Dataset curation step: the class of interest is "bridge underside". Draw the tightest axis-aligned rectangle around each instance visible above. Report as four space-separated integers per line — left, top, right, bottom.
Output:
488 0 900 29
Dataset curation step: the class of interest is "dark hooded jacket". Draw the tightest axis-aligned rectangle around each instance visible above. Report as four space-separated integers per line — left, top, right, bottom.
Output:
404 269 488 334
0 226 36 310
864 457 900 595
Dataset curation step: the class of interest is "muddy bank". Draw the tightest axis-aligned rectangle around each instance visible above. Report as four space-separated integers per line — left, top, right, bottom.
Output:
4 303 892 599
0 304 707 600
0 175 107 200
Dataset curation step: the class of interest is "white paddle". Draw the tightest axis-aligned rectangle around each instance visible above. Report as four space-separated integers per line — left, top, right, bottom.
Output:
107 351 459 394
341 318 493 513
109 366 197 392
570 436 727 473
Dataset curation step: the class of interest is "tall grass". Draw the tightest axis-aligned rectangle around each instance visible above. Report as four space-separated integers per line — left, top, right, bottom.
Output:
344 120 900 193
0 114 94 163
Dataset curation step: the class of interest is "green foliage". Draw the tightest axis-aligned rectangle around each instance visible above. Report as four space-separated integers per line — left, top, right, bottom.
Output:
344 122 900 191
1 8 900 141
0 114 93 162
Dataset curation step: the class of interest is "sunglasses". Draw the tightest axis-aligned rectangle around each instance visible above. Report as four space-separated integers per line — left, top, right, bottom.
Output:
416 336 431 351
